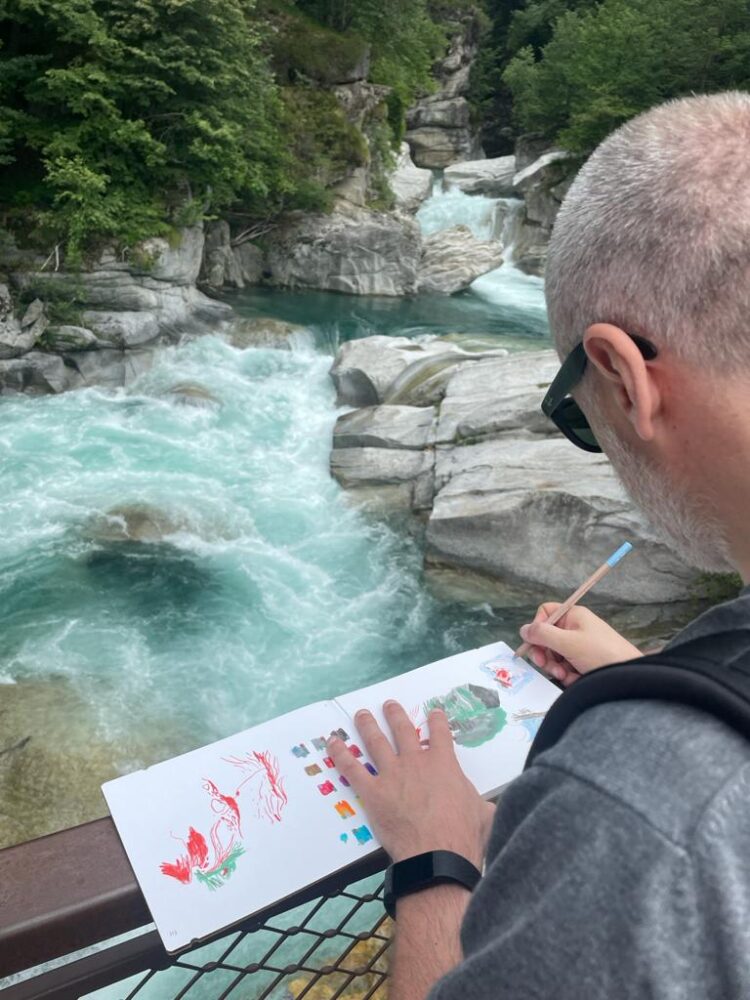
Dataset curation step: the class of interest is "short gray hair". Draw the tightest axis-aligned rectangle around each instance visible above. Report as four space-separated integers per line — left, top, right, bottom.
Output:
545 92 750 369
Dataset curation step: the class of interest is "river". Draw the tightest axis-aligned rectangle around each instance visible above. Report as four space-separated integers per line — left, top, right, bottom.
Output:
0 185 549 854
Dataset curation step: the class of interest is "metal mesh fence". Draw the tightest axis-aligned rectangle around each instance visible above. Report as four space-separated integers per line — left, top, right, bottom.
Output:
74 875 391 1000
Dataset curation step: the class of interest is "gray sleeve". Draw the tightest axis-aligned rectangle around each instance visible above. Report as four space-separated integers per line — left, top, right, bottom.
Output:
428 762 697 1000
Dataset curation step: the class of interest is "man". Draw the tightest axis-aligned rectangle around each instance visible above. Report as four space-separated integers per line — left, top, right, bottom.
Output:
328 92 750 999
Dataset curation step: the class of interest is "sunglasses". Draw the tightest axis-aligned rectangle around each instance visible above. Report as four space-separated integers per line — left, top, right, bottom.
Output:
542 335 658 453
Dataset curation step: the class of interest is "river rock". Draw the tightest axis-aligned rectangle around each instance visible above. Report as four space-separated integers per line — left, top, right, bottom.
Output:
163 383 220 408
444 156 517 197
333 405 436 450
330 446 434 512
389 143 433 214
264 208 422 297
233 242 264 286
426 437 706 604
0 283 35 359
0 351 73 395
328 338 711 605
202 220 244 289
87 503 188 544
226 316 310 351
44 325 100 351
329 335 471 407
435 350 559 443
417 225 504 294
134 225 205 286
512 221 552 277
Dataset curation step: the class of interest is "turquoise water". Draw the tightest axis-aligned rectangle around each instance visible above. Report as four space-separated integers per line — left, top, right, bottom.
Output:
0 334 515 772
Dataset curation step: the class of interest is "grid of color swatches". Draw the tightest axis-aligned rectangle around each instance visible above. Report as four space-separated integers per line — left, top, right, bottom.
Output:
290 729 375 846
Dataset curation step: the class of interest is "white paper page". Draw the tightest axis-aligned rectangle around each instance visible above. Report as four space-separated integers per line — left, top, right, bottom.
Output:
103 701 381 953
336 642 559 799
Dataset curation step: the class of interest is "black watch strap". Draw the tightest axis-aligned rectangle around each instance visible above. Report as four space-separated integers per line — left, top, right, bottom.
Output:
383 850 482 919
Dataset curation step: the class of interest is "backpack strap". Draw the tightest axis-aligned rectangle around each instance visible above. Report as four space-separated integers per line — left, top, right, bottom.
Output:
526 626 750 769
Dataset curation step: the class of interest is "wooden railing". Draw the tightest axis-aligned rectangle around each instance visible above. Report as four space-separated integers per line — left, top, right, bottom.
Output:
0 818 389 999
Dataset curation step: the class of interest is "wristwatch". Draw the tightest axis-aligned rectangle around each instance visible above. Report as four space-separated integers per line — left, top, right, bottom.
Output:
383 850 482 918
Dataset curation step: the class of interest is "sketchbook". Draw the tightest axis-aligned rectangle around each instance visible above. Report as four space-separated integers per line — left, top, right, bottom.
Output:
103 640 559 953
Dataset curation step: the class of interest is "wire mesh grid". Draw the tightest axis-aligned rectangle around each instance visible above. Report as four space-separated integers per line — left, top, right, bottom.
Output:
100 875 391 1000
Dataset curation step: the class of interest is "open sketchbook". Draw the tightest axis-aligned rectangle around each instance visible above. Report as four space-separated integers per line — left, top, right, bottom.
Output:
103 641 559 953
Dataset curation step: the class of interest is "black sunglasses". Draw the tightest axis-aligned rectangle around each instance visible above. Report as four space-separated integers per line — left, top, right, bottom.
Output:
542 335 658 453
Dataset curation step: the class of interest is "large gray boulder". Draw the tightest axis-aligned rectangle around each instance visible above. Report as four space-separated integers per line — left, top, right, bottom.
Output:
444 156 517 197
333 405 436 450
418 225 504 295
330 446 434 512
328 339 711 605
0 350 74 395
426 437 705 604
264 207 422 297
329 335 496 407
435 351 560 443
509 150 576 275
133 225 204 286
389 143 434 214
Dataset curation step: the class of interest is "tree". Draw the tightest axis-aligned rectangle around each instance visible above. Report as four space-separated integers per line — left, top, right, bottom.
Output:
504 0 750 153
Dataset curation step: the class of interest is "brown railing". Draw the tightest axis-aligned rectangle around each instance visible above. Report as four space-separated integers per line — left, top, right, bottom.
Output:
0 817 390 999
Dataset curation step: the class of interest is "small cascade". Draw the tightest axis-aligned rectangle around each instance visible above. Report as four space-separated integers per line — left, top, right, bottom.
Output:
416 172 547 321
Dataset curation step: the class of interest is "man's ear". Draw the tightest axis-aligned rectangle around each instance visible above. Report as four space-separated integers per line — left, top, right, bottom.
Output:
583 323 660 441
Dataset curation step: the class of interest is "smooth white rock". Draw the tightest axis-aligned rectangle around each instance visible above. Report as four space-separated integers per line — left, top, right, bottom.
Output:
418 225 504 294
444 156 517 197
333 405 436 451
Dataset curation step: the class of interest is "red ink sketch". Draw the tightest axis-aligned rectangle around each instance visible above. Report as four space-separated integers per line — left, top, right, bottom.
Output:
408 705 430 747
159 749 287 891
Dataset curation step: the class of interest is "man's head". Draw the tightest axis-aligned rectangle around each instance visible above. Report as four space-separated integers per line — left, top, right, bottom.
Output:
545 92 750 575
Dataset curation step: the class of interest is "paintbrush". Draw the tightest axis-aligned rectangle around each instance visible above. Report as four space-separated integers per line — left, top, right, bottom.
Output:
514 541 633 660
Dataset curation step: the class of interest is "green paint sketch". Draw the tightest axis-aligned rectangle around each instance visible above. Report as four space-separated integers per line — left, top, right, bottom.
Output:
423 684 506 748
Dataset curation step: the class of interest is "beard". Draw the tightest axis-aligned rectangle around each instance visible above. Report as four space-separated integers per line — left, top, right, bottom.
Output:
594 420 736 574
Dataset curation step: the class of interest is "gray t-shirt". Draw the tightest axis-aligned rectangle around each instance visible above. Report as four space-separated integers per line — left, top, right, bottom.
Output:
430 591 750 1000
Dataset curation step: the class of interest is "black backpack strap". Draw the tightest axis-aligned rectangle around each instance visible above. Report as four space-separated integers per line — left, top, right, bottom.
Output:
526 627 750 769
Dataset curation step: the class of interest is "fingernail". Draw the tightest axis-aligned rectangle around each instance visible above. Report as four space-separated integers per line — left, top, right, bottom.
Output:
355 709 370 721
384 699 398 709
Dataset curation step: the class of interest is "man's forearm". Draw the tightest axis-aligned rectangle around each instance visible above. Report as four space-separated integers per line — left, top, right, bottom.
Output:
388 884 470 1000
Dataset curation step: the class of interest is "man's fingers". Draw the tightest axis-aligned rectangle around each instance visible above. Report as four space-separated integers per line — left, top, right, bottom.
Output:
534 602 562 623
521 620 582 661
353 709 395 770
327 737 370 796
425 707 454 753
383 700 421 755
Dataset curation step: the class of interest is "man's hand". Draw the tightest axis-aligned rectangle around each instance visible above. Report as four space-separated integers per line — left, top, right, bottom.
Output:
520 603 643 686
327 701 495 869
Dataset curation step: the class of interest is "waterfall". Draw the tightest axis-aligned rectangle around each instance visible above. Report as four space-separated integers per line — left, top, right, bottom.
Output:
416 173 547 321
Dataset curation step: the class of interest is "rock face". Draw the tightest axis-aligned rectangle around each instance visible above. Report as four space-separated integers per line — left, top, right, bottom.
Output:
329 338 711 606
329 335 507 408
418 225 504 294
389 143 434 214
0 225 233 395
263 206 423 296
444 156 517 197
405 15 483 168
510 146 575 277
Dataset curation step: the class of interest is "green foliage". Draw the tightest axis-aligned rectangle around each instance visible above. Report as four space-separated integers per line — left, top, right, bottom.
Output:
280 85 368 204
269 11 370 85
18 275 86 325
504 0 750 153
0 0 286 259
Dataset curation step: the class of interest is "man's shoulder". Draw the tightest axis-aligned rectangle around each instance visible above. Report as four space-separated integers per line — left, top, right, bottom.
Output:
532 696 750 848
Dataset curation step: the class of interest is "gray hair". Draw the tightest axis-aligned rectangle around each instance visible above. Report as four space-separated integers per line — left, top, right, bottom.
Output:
545 92 750 369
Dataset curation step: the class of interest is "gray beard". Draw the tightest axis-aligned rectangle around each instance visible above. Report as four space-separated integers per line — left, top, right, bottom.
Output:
595 422 736 574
